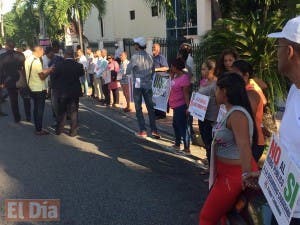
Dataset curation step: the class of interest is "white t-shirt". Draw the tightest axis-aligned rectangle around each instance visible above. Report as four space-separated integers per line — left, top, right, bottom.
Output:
279 84 300 218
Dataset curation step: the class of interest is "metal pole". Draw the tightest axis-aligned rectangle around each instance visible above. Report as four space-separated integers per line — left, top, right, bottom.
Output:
174 0 177 39
0 0 4 38
186 0 189 36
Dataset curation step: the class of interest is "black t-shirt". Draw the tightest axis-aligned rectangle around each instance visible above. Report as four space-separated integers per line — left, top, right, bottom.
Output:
0 50 25 88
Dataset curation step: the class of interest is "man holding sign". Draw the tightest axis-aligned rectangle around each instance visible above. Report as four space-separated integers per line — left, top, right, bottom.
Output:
262 16 300 225
219 18 300 223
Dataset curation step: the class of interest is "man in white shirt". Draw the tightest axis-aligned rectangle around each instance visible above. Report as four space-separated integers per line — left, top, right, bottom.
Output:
86 47 95 97
94 49 107 102
77 49 88 96
268 16 300 225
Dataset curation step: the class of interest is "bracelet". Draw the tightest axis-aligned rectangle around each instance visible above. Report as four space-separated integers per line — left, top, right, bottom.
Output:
242 172 249 178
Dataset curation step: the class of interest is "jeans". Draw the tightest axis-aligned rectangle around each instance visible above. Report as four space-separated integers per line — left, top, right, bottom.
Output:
111 88 119 105
133 88 157 132
80 73 89 96
199 119 214 166
7 88 31 122
88 73 95 96
51 89 59 118
56 97 79 133
102 83 110 105
31 91 47 132
173 104 189 149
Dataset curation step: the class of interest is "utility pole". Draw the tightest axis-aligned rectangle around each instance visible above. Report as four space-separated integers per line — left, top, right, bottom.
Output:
0 0 4 38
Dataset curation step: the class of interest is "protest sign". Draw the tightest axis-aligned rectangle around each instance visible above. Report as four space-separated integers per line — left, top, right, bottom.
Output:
188 92 210 121
152 73 171 112
259 135 300 225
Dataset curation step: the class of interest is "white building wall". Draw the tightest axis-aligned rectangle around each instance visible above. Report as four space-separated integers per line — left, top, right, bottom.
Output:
84 0 166 43
197 0 212 37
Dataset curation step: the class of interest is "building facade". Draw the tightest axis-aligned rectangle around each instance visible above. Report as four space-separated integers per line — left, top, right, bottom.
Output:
83 0 212 47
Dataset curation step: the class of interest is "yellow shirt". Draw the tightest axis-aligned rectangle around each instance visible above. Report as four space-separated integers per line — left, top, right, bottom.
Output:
25 55 46 92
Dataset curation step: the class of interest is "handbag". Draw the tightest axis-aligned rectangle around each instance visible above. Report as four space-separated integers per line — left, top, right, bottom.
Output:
19 59 36 95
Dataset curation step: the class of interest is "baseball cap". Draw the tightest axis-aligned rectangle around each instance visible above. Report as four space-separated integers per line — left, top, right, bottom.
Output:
268 16 300 44
133 37 146 47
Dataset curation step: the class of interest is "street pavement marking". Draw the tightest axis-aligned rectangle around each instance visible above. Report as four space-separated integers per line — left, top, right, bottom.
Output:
80 103 207 169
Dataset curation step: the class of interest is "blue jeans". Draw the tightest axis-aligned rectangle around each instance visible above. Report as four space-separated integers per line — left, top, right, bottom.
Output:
31 91 47 132
80 74 89 95
133 88 157 132
173 104 189 149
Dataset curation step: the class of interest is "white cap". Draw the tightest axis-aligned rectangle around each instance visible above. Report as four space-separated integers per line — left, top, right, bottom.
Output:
133 37 146 47
268 16 300 44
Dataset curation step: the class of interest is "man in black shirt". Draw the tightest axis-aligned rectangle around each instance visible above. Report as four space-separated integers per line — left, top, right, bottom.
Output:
52 48 84 137
0 40 31 122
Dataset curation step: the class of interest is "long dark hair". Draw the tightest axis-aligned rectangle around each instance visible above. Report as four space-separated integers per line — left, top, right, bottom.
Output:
217 48 239 76
217 72 258 147
232 59 254 79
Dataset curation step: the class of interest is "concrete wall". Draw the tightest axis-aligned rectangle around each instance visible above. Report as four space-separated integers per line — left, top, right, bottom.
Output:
197 0 212 37
84 0 167 44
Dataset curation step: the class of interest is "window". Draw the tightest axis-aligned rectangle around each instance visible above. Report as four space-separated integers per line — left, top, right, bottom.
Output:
151 6 158 17
130 10 135 20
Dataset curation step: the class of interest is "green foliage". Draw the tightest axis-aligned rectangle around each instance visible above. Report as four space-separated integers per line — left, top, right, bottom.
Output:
144 0 175 18
199 0 298 112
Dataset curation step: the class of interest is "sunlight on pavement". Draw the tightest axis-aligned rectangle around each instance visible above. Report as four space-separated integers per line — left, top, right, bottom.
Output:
117 157 151 172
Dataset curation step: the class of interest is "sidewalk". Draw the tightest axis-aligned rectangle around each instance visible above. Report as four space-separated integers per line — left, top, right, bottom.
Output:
85 88 208 165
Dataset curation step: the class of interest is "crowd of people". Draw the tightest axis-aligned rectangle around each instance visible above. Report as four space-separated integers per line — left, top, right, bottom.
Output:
0 15 299 225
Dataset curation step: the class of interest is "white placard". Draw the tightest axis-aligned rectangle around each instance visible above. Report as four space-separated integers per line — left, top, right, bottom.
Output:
188 92 210 121
102 70 111 84
259 135 300 225
152 73 171 112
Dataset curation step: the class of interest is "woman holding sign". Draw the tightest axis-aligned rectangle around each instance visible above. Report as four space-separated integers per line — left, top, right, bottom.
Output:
169 58 191 153
198 59 219 169
199 73 258 225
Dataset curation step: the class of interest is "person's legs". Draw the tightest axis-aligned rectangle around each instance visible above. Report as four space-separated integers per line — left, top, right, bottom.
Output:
89 73 95 97
111 89 117 105
56 97 67 134
199 161 243 225
99 78 104 100
176 105 189 150
172 107 182 147
199 119 214 165
133 88 146 132
122 84 130 109
31 91 46 132
7 88 21 122
67 97 79 136
142 88 157 133
290 218 300 225
102 83 110 105
22 97 31 121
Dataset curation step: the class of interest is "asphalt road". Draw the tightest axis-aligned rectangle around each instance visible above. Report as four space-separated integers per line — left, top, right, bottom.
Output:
0 97 207 225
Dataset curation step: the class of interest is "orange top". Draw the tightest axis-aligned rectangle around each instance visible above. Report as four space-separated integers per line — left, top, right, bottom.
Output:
246 79 267 145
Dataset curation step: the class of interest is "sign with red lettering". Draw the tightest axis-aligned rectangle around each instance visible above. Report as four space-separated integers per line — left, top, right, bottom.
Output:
5 199 60 222
188 92 210 121
259 135 300 225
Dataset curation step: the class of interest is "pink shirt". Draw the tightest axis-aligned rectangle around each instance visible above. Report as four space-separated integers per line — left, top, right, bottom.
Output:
169 74 190 109
107 60 120 90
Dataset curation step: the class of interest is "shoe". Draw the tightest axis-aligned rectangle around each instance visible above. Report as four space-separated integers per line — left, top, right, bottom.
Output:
151 131 161 139
135 131 147 138
35 130 49 136
155 115 166 120
112 104 119 108
69 130 77 137
123 108 132 113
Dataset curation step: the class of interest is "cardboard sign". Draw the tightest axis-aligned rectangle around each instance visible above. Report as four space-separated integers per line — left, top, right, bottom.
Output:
188 92 210 121
259 135 300 225
152 73 171 112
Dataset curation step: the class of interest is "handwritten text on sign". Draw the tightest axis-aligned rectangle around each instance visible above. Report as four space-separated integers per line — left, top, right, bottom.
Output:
188 92 210 121
259 136 300 225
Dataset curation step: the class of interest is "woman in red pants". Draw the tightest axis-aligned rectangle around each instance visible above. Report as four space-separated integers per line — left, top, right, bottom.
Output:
199 73 258 225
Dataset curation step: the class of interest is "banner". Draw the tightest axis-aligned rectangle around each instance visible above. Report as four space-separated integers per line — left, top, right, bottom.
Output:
188 92 210 121
259 135 300 225
152 73 171 112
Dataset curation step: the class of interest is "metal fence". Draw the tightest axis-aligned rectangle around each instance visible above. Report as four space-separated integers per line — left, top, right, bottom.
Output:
123 38 136 59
